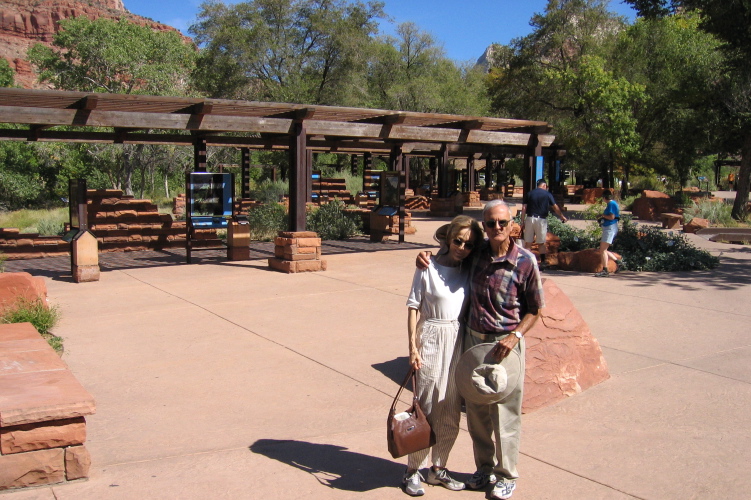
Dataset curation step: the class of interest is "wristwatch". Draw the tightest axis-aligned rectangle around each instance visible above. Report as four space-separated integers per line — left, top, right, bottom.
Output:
511 331 523 339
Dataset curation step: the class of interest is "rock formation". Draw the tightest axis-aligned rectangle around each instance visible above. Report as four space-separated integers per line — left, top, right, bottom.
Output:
0 0 189 89
523 279 610 412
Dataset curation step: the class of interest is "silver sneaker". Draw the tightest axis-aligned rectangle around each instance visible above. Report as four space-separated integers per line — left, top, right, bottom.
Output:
426 467 465 491
466 470 496 490
402 470 425 496
490 479 516 499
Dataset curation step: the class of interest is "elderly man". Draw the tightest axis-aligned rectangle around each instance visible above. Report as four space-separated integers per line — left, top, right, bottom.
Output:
519 179 567 268
418 199 543 499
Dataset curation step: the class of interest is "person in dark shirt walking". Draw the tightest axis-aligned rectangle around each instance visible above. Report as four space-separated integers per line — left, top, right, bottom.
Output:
519 180 567 268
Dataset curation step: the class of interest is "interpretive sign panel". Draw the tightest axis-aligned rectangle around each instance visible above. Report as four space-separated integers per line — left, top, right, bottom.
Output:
187 172 233 228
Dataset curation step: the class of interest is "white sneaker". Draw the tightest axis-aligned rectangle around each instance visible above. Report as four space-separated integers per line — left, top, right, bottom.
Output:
402 469 425 496
490 479 516 499
426 467 465 491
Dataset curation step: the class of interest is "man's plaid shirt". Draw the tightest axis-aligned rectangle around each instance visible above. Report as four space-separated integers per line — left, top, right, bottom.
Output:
467 239 545 334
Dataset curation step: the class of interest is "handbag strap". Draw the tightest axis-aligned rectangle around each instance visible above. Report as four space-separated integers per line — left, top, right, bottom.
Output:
390 367 416 414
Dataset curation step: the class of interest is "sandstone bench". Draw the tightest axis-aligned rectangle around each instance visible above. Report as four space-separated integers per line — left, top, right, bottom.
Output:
660 212 683 229
0 322 96 491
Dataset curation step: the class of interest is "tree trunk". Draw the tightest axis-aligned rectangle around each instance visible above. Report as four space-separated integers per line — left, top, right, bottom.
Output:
164 173 170 199
731 130 751 220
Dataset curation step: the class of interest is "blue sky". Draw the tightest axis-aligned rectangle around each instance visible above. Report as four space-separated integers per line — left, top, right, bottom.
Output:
123 0 636 62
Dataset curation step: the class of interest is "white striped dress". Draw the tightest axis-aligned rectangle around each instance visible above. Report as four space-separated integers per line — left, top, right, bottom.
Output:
405 257 469 469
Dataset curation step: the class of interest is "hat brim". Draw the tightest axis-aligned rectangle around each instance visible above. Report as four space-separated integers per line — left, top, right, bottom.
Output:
455 342 522 405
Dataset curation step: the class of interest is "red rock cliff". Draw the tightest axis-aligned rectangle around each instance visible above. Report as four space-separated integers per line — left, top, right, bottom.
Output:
0 0 190 89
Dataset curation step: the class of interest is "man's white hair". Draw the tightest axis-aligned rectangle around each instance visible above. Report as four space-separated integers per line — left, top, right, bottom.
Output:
482 199 510 219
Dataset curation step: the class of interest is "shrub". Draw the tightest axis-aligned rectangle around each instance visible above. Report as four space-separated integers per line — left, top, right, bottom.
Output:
307 200 362 240
250 180 288 203
1 298 62 353
548 217 719 272
247 202 288 241
547 216 599 252
684 199 737 227
611 219 719 272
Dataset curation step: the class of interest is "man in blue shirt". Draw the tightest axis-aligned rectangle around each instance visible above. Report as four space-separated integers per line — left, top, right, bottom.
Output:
519 180 567 268
594 189 622 277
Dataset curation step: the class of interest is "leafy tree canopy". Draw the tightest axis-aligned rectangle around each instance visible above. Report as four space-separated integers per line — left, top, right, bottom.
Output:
27 17 196 95
190 0 385 104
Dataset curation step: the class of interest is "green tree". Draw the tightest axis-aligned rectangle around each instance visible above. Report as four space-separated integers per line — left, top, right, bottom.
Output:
487 0 630 186
0 58 14 87
190 0 384 104
27 17 196 95
366 22 489 114
613 13 723 190
624 0 751 219
27 17 198 197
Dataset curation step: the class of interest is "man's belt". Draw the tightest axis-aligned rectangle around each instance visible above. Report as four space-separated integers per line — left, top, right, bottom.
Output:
466 326 510 341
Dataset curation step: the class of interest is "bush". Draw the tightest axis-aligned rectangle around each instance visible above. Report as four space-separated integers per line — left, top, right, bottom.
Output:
1 298 62 353
611 219 719 271
250 180 288 203
684 199 737 227
247 202 288 241
307 200 362 240
548 216 599 252
548 217 719 272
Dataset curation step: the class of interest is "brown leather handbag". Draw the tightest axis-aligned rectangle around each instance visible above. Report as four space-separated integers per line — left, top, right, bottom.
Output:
387 367 435 459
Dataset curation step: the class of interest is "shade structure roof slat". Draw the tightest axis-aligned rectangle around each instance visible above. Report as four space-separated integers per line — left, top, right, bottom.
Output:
0 88 557 156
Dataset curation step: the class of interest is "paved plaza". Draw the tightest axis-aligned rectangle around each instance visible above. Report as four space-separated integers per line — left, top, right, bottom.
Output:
4 206 751 499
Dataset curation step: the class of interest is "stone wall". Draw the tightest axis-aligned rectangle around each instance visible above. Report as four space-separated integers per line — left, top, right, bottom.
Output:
0 190 221 260
0 273 95 491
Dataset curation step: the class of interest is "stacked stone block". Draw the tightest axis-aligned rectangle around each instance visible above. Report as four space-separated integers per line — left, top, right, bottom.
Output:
0 229 69 260
369 212 416 242
268 232 327 273
462 191 482 207
428 194 463 217
0 323 96 491
312 177 352 204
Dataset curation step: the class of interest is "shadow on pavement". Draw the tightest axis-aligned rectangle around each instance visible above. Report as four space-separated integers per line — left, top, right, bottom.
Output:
372 357 410 386
249 439 403 492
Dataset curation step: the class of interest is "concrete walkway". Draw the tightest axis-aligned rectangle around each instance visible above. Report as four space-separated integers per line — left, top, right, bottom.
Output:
5 210 750 499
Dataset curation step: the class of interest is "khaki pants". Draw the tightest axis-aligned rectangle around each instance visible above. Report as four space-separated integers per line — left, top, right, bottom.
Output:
463 329 525 480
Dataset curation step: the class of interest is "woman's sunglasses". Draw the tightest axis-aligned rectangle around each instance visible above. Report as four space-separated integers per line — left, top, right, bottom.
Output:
451 238 474 250
484 219 510 229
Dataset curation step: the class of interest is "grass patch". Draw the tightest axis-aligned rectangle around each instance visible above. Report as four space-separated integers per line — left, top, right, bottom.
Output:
684 199 739 227
0 208 67 235
1 298 63 354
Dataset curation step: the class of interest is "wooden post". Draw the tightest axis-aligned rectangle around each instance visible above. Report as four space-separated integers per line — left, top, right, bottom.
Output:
289 122 307 231
438 144 449 198
241 148 250 199
193 138 207 172
467 155 476 192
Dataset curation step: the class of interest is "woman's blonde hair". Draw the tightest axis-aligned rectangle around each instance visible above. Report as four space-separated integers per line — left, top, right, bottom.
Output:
434 215 483 255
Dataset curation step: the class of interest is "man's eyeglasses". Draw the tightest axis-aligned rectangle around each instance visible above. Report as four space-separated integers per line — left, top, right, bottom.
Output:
451 238 474 250
484 219 510 229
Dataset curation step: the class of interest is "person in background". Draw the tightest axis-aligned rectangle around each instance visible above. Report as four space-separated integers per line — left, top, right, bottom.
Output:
403 215 483 497
519 179 567 268
593 189 622 277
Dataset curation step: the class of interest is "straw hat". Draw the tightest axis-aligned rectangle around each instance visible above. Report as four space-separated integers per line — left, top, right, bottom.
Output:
455 343 522 405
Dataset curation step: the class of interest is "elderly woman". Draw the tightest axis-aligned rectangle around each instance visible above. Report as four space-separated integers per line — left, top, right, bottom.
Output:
402 215 483 496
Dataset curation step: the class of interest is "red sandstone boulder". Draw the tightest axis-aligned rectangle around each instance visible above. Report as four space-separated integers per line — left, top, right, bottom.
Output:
581 188 604 204
683 217 709 234
0 272 47 313
523 279 610 412
631 191 676 221
550 248 620 273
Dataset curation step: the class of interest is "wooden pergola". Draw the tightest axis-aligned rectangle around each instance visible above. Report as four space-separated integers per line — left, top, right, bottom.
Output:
0 88 559 230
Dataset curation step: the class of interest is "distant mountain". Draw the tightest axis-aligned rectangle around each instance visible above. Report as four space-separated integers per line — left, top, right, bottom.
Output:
0 0 189 89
